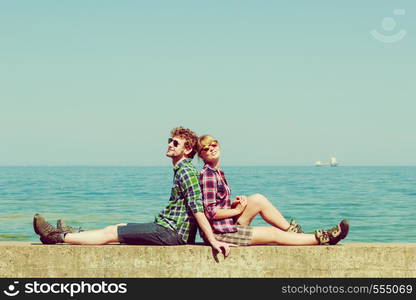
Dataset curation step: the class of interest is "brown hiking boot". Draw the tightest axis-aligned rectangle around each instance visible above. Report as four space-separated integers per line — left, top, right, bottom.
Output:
33 214 64 244
57 219 84 234
315 219 349 245
286 219 304 233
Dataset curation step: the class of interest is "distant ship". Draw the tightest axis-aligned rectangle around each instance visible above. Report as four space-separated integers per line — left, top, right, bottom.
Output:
315 157 339 167
330 157 339 167
315 160 329 167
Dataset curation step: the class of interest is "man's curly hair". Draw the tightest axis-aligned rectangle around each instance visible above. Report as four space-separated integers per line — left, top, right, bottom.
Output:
170 126 198 159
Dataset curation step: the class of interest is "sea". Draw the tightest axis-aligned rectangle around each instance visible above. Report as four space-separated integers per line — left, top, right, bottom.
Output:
1 166 415 243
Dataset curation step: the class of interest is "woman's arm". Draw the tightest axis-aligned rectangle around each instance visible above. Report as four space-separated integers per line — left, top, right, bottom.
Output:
199 171 245 220
213 195 247 219
211 207 243 220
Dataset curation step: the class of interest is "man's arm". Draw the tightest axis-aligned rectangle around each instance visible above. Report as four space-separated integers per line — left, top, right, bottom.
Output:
193 211 235 257
178 169 235 256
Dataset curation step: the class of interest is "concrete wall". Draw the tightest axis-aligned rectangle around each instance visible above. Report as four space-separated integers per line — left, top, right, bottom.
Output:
1 242 415 278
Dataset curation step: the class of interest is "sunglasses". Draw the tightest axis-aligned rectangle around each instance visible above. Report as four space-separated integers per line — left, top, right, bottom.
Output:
201 140 219 152
168 138 181 147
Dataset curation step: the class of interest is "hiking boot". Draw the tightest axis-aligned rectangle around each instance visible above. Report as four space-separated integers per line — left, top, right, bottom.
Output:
39 232 65 245
314 219 349 245
286 219 304 233
33 214 64 244
57 219 84 234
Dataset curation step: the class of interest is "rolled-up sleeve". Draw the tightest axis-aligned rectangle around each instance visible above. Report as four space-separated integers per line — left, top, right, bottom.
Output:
199 170 218 220
178 168 204 214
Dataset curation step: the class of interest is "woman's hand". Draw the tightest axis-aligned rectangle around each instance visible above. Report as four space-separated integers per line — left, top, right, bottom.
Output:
232 195 248 213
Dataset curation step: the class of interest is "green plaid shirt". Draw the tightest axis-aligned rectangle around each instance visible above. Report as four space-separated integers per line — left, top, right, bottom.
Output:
154 158 204 243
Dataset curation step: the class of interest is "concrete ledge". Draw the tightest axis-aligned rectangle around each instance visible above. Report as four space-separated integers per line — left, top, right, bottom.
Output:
1 242 415 278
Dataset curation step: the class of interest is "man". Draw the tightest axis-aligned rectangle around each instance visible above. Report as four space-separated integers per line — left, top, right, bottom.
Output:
33 127 233 256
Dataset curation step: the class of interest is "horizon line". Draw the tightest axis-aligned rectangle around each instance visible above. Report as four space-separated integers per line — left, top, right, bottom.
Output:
1 164 416 167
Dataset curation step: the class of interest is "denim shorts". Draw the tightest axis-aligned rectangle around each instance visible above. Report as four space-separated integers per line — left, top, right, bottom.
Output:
117 222 185 245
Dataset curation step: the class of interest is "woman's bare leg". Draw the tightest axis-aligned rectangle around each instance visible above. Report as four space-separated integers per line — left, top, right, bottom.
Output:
236 194 291 230
64 223 127 245
250 227 318 246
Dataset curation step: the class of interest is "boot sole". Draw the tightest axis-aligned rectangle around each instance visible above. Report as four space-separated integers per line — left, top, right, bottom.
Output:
34 214 50 244
33 214 41 235
56 219 62 231
338 219 350 240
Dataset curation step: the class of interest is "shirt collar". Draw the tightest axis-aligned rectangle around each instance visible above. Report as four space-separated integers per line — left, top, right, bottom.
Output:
174 158 192 172
203 163 222 174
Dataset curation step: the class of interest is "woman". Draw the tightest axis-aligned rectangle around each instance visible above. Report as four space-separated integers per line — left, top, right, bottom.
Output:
197 135 349 246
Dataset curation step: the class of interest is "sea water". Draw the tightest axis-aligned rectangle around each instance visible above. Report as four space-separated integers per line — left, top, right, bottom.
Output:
1 166 415 243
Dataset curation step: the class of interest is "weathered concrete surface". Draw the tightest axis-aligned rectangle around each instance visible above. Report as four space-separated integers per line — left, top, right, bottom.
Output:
0 242 415 278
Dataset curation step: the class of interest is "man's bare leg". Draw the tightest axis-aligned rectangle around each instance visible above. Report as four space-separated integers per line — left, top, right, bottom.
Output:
64 223 127 245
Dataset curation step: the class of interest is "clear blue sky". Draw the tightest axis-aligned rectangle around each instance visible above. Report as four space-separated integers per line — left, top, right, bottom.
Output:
1 1 415 166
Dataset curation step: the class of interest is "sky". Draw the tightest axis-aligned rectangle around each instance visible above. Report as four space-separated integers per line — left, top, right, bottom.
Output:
1 1 415 166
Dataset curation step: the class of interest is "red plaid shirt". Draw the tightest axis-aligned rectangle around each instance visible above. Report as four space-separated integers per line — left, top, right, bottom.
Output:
199 164 237 233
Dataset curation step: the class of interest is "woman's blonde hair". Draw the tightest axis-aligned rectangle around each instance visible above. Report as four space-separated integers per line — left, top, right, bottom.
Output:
197 135 219 158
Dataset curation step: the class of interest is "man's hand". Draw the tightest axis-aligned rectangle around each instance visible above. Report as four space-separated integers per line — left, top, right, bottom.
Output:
210 239 237 257
193 211 237 257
